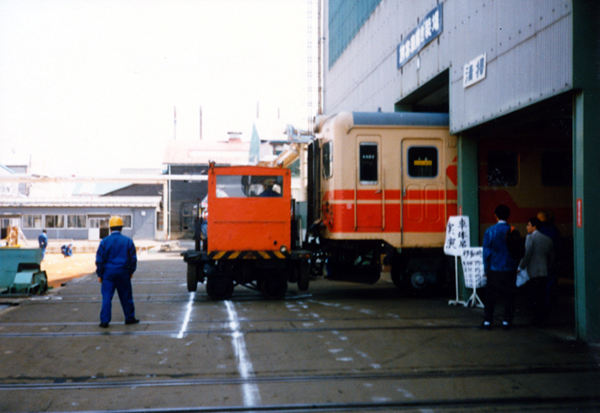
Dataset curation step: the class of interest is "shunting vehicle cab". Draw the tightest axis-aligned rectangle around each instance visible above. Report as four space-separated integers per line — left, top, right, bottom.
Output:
182 163 310 300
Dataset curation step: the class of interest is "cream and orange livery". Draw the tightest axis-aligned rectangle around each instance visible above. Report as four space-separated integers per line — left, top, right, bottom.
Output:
307 111 457 288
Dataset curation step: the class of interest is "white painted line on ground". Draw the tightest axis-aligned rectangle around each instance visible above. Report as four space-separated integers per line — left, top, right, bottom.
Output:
225 300 261 407
175 292 195 339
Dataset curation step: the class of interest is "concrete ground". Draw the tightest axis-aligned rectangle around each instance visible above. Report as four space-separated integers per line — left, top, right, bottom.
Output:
0 244 599 412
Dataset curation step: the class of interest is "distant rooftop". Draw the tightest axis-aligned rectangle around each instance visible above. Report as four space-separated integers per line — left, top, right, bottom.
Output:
0 196 162 208
163 139 251 166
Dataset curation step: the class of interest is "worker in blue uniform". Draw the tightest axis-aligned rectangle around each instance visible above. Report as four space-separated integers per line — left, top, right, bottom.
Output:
96 216 139 328
38 229 48 260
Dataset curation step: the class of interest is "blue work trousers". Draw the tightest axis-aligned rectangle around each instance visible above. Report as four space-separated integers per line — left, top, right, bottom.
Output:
100 273 135 324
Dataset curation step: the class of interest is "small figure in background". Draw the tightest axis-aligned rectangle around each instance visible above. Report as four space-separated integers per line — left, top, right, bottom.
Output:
61 243 73 257
38 229 48 260
259 179 280 197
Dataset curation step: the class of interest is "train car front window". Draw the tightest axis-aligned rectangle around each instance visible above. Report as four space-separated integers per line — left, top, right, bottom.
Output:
487 151 518 186
359 143 378 184
408 146 438 178
322 141 333 179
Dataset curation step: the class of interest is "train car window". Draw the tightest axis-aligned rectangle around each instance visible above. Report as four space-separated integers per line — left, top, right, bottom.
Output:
408 146 438 178
542 151 572 186
216 175 283 197
322 141 333 179
487 151 518 186
359 142 378 184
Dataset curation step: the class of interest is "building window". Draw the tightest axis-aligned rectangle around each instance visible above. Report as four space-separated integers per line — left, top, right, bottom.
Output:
22 215 43 229
542 151 572 187
359 142 378 184
181 203 196 231
121 215 133 229
67 215 87 229
408 146 438 178
156 211 163 231
45 215 65 228
487 151 518 186
322 141 333 179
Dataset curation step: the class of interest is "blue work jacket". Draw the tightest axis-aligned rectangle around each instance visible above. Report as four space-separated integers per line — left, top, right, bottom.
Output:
38 233 48 249
483 221 517 274
95 231 137 279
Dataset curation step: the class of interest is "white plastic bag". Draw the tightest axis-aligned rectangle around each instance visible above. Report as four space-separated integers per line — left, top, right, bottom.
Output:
516 268 529 287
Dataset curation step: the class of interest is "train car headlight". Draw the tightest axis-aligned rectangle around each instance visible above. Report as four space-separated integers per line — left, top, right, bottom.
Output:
280 245 288 253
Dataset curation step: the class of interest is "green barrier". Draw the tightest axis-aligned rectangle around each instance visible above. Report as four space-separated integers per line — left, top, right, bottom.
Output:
0 248 48 294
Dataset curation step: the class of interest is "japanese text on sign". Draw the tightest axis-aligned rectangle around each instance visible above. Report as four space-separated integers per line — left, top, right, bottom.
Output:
461 247 486 289
397 4 443 69
463 53 487 88
444 216 470 256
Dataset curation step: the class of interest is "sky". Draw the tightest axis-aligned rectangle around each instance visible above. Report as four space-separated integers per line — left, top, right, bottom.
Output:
0 0 316 176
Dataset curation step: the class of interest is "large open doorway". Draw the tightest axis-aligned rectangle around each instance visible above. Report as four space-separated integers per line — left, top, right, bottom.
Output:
475 93 574 330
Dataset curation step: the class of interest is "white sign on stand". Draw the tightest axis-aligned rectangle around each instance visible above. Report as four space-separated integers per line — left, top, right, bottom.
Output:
444 216 470 256
445 216 470 306
461 247 485 308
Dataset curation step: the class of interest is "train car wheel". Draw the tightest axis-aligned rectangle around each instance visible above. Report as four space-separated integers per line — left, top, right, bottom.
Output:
186 264 198 292
260 276 288 300
206 276 234 300
297 260 310 291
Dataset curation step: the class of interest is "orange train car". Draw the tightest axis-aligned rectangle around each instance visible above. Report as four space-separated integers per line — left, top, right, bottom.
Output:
183 164 310 300
307 112 458 290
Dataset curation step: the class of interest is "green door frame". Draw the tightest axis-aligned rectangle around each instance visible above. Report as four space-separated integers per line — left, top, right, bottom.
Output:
572 0 600 342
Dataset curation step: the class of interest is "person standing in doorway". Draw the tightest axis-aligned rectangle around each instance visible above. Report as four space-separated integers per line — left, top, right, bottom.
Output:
96 216 139 328
537 210 561 311
519 217 554 325
481 205 519 330
38 229 48 260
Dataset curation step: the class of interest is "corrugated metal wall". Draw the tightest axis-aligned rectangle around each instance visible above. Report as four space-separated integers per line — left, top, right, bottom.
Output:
327 0 383 68
323 0 573 133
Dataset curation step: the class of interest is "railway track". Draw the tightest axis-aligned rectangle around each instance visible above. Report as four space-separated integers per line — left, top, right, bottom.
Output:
0 255 598 412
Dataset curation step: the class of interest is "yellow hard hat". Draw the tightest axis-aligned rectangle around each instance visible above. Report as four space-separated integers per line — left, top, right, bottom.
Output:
109 216 124 228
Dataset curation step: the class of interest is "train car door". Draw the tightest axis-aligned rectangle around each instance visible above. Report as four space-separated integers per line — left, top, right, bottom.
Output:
356 136 383 231
400 138 446 245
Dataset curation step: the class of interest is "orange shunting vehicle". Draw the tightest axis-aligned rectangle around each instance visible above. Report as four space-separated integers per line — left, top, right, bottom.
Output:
182 164 310 300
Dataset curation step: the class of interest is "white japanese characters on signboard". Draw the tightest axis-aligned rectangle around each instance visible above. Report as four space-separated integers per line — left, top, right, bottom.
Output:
444 216 470 256
463 53 487 88
397 4 443 69
461 247 486 289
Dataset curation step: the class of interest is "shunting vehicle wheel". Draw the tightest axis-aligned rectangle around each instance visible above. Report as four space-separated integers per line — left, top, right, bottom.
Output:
260 275 288 300
206 276 234 301
186 264 198 292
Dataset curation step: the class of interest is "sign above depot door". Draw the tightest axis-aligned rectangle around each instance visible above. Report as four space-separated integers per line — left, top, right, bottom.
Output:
463 53 487 88
397 4 443 69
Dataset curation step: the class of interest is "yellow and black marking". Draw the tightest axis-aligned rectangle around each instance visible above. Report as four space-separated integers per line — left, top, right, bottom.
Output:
208 250 290 260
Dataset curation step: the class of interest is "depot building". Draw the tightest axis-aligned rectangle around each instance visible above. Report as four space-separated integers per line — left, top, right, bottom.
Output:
321 1 599 341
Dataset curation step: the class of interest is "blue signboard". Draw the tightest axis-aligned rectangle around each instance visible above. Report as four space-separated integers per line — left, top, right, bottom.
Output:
397 4 443 69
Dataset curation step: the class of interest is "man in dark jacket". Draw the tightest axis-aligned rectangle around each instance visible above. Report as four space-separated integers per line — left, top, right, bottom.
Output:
96 216 139 328
481 205 519 330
